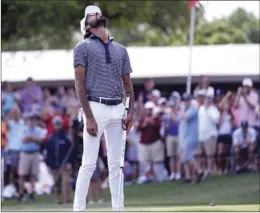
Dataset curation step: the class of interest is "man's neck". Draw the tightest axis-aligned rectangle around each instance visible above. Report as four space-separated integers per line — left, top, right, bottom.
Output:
92 27 109 42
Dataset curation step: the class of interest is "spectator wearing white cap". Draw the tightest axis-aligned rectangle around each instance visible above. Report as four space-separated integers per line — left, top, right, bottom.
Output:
193 75 215 98
197 88 220 178
151 89 161 105
137 101 168 183
234 78 259 128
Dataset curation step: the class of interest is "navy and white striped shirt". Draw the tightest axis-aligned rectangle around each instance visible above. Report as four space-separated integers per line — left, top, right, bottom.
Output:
73 35 132 98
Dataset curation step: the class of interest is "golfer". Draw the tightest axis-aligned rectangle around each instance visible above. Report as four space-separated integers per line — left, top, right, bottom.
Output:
73 5 134 211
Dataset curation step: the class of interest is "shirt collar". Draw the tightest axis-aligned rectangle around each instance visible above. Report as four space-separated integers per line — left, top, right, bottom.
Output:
89 34 114 43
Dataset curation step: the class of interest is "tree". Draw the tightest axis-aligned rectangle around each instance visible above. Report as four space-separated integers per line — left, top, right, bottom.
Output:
1 0 203 50
193 8 259 45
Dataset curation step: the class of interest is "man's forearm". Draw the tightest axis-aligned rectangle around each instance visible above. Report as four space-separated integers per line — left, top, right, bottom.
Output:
234 95 241 108
75 78 94 120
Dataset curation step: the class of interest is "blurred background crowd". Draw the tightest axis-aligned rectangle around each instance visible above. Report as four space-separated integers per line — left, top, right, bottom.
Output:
1 75 259 203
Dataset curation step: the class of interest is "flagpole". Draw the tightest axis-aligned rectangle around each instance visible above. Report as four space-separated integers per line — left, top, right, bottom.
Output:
186 5 196 94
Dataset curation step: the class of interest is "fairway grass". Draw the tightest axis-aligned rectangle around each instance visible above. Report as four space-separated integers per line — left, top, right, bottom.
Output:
2 173 259 211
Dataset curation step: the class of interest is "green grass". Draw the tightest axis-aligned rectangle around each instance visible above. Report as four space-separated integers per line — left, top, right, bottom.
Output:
2 173 260 212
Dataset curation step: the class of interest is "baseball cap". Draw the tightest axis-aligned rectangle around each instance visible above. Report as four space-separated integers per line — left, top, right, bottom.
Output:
151 89 161 98
182 93 192 101
85 5 102 17
241 120 248 128
242 78 253 87
196 89 206 97
171 91 181 99
144 101 155 109
158 97 167 106
80 5 102 36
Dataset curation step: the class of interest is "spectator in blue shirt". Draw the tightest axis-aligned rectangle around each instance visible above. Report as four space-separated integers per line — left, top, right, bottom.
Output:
177 93 203 183
164 101 181 181
5 106 25 187
45 116 74 204
18 112 46 202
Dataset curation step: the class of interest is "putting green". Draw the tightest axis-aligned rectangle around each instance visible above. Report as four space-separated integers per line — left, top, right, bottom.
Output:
2 204 259 212
2 173 259 211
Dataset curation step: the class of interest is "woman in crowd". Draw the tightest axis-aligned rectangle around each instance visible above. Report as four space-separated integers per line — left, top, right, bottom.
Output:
217 91 236 174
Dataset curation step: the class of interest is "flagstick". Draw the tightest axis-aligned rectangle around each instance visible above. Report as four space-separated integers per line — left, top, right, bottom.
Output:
186 5 196 94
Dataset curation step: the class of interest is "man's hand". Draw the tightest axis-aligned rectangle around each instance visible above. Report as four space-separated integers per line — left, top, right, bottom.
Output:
86 118 98 137
237 87 242 96
226 91 232 97
123 113 133 133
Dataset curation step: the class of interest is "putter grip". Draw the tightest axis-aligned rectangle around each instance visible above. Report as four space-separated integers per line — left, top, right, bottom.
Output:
125 93 130 109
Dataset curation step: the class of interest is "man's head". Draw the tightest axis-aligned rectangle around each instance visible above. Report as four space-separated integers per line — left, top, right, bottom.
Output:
182 93 192 108
3 81 14 92
26 77 35 88
242 78 253 94
151 89 161 103
205 88 214 105
196 89 206 105
170 91 181 103
144 101 155 117
10 105 21 121
52 115 63 131
199 75 210 89
81 5 107 38
144 79 154 91
241 120 249 133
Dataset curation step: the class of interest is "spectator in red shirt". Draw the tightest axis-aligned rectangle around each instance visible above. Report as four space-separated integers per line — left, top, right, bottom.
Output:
137 101 168 183
43 107 70 137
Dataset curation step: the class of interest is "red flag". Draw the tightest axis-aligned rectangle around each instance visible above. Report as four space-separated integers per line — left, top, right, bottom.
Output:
188 0 198 9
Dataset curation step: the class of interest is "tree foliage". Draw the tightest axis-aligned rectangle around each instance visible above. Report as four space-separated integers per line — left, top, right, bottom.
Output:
1 1 259 51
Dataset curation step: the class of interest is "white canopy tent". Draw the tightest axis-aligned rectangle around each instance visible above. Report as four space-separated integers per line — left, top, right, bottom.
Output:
2 44 259 84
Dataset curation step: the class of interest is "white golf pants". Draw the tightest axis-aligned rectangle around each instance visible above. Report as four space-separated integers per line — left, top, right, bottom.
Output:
73 101 125 211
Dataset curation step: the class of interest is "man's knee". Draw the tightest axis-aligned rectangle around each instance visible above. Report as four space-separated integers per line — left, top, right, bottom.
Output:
79 162 96 174
108 160 120 177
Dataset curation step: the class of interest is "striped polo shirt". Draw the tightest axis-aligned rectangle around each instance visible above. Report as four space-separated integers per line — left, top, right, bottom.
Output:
73 35 132 98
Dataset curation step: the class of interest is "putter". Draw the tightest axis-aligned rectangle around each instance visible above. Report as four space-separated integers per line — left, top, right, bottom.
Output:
117 93 130 211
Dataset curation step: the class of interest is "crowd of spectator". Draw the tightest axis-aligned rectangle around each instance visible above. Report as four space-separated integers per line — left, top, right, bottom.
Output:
1 76 259 204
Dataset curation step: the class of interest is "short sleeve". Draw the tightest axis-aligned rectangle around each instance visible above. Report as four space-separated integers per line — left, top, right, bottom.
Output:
248 128 256 143
122 48 133 76
187 107 197 120
73 42 88 68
